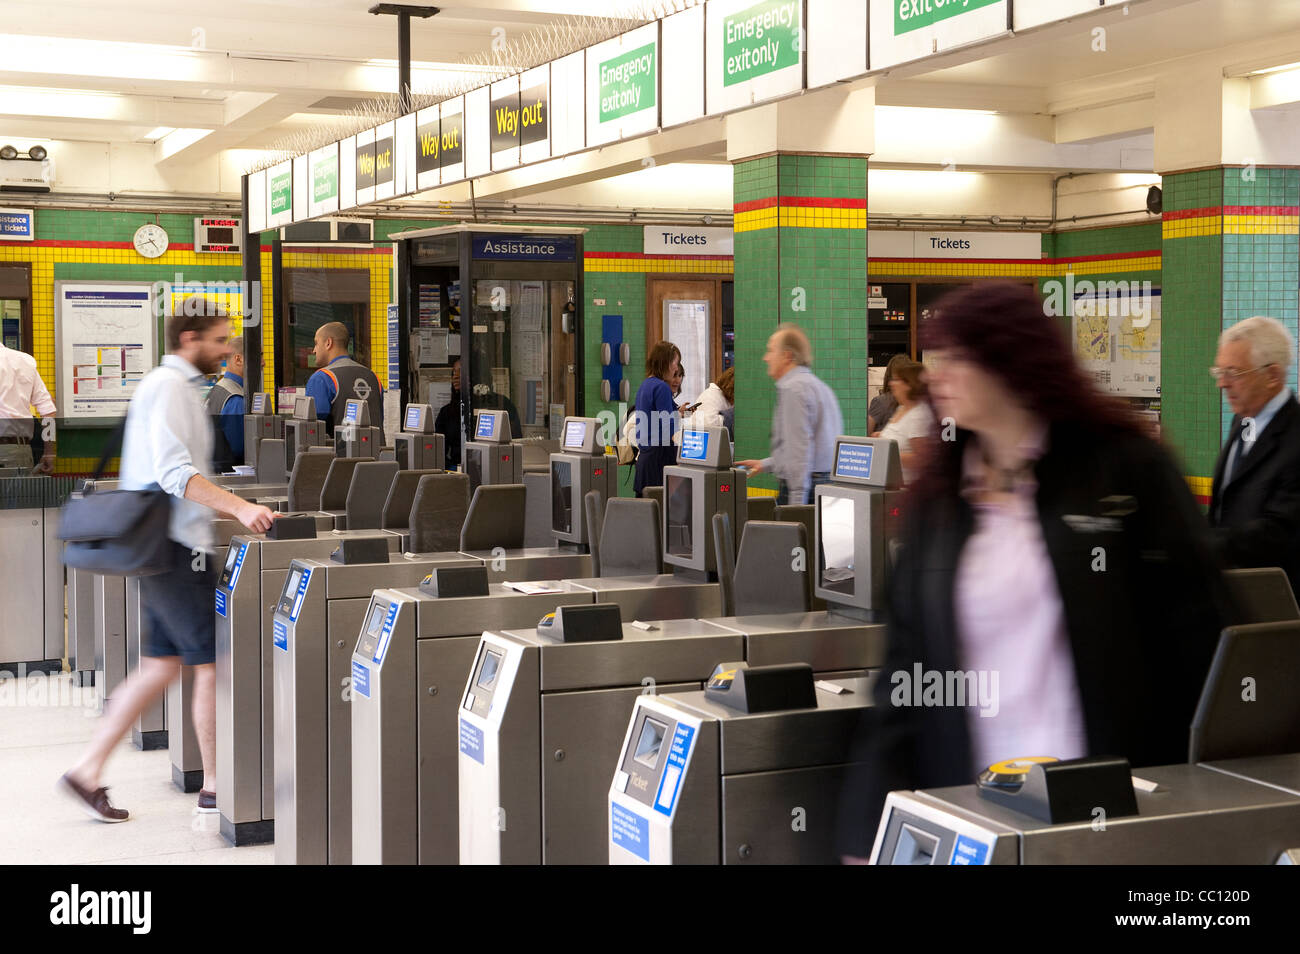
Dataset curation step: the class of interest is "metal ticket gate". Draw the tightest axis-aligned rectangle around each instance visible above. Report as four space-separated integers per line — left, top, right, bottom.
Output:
271 549 479 865
459 611 744 865
350 579 593 864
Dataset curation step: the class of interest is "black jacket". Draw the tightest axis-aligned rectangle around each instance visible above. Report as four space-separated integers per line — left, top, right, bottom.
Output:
836 420 1230 857
1208 396 1300 591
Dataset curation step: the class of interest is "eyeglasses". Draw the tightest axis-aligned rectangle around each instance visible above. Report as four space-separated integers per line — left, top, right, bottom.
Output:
1209 364 1273 381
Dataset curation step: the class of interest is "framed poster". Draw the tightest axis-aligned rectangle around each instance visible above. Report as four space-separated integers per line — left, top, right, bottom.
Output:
54 281 159 419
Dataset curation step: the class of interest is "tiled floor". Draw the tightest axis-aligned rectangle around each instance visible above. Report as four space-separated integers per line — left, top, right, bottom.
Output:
0 673 271 865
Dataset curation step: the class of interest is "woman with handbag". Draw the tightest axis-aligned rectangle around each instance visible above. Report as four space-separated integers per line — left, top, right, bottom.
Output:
59 301 277 824
632 341 682 498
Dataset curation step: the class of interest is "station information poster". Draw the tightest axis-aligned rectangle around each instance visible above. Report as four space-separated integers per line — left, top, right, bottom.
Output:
1071 288 1162 398
55 281 158 418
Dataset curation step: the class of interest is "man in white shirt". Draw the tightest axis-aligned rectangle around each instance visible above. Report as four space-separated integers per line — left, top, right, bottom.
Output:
0 339 57 472
60 300 276 823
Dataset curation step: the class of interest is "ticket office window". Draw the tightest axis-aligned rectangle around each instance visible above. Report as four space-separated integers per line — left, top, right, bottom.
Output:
282 268 371 388
0 265 31 354
868 282 911 368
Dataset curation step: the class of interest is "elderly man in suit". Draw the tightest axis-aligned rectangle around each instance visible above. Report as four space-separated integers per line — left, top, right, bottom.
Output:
1209 315 1300 591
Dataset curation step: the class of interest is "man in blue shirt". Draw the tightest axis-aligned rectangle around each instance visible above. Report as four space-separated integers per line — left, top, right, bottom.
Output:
206 335 245 471
304 321 383 440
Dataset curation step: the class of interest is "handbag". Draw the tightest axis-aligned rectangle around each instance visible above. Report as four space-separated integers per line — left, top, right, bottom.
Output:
58 418 174 576
616 405 638 466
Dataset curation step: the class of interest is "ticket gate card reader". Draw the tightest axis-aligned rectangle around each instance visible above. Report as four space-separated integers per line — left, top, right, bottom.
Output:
350 576 592 864
551 417 616 548
284 396 327 474
272 548 478 865
705 437 901 674
459 605 744 864
243 391 283 467
465 409 523 491
663 426 746 580
870 756 1300 864
610 664 872 864
394 403 444 471
813 436 903 623
335 398 383 458
215 526 402 845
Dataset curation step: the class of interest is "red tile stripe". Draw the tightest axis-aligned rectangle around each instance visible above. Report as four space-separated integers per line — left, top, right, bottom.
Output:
586 251 733 261
1164 205 1300 220
732 195 867 213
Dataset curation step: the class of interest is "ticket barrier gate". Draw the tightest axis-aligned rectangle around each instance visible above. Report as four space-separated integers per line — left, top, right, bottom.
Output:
284 396 328 475
872 615 1300 865
335 399 384 459
0 474 65 673
271 547 480 865
549 417 616 550
609 664 874 864
394 403 444 471
661 426 748 581
465 409 522 492
456 483 592 582
243 391 283 468
216 516 400 845
459 605 744 864
350 571 593 864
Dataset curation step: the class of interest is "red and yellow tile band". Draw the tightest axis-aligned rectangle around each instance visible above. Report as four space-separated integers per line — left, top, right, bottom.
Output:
1163 205 1300 239
585 251 734 274
734 196 868 233
1186 475 1213 506
869 249 1161 278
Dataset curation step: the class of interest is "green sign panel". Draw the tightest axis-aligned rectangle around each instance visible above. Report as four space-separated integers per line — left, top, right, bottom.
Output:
895 0 1002 36
312 154 338 203
723 0 801 88
598 42 656 123
270 171 291 216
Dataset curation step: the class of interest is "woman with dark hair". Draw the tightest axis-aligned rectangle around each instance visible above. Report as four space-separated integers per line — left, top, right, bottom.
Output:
873 359 934 484
867 353 908 434
836 282 1231 862
632 340 682 497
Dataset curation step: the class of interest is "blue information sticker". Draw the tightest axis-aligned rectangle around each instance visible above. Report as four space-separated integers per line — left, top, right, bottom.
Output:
680 430 709 462
372 602 400 664
228 542 248 589
652 723 695 817
405 404 421 430
288 567 312 622
273 619 288 653
475 413 496 439
611 803 650 861
835 442 874 480
951 834 989 865
214 588 228 618
351 660 370 699
459 718 485 764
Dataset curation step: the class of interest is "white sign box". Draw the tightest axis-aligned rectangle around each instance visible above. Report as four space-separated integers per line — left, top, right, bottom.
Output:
246 171 267 234
807 0 868 90
551 51 586 157
308 143 339 219
1014 0 1106 31
871 0 1010 71
644 226 734 256
662 5 705 127
587 23 660 147
706 0 805 115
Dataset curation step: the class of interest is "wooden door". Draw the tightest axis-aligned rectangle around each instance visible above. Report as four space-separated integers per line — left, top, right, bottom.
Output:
646 276 723 404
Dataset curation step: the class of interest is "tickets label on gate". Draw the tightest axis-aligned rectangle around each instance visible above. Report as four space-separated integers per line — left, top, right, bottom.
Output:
459 718 485 764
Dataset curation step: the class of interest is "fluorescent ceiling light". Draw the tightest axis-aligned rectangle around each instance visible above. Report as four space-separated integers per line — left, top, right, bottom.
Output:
144 127 175 141
1247 61 1300 77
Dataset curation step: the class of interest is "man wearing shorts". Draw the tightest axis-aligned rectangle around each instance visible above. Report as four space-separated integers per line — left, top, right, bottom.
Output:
60 300 276 822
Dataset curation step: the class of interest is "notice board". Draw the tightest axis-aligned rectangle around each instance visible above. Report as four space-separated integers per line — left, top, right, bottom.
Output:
54 281 158 419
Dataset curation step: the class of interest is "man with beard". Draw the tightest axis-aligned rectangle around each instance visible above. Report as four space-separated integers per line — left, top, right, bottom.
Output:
60 298 277 823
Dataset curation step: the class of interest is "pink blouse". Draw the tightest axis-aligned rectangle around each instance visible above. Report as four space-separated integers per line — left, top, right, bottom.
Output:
952 428 1088 776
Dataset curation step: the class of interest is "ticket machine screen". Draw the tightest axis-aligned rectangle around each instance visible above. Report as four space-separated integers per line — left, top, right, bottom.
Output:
251 393 268 415
280 567 304 614
405 405 424 431
835 442 874 480
475 413 497 440
633 717 667 768
344 400 361 424
680 429 709 462
224 547 240 573
563 419 588 450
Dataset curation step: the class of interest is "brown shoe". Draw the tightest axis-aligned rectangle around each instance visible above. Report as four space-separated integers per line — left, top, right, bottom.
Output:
197 790 218 813
59 772 129 823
